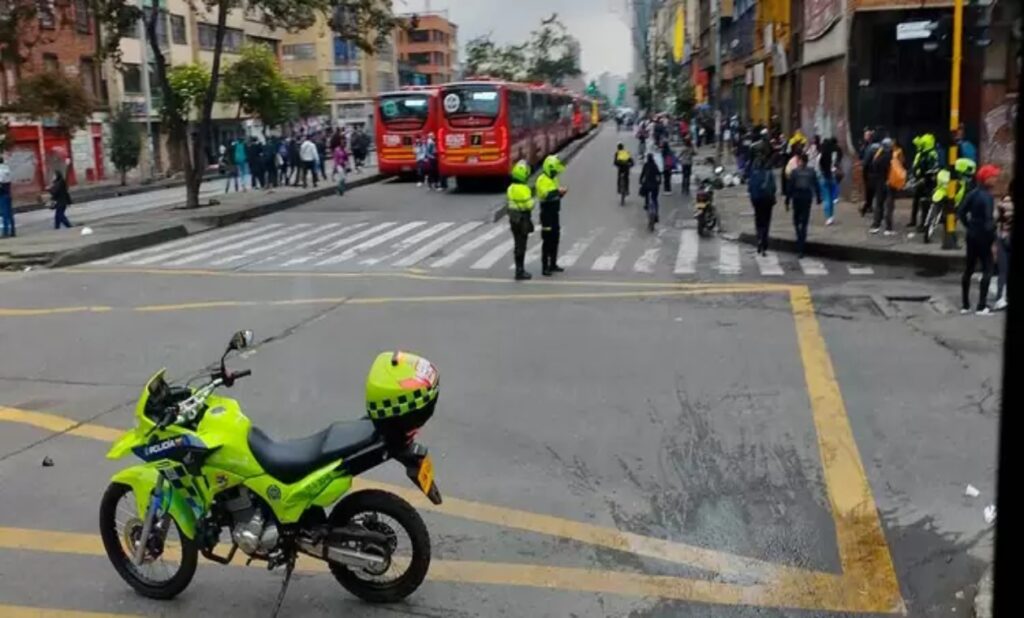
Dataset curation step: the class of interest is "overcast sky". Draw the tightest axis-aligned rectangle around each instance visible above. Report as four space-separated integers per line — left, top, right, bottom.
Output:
399 0 634 79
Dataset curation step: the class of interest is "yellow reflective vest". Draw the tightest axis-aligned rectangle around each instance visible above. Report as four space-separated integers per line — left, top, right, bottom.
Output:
507 182 534 212
535 173 560 203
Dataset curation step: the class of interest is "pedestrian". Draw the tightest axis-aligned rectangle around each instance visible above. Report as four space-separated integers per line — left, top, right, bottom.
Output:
748 140 777 255
507 160 535 280
787 153 822 258
818 136 843 225
869 137 896 235
958 164 1001 315
288 137 302 186
859 128 880 216
263 137 279 188
660 140 674 195
352 128 369 171
247 138 264 190
316 134 328 181
277 138 290 185
994 190 1013 311
0 155 13 238
536 154 568 276
413 137 427 187
233 137 249 192
332 141 348 181
221 142 237 193
909 133 940 230
49 170 72 229
954 123 978 163
678 136 695 194
425 133 440 190
639 153 661 230
782 136 806 211
299 134 319 188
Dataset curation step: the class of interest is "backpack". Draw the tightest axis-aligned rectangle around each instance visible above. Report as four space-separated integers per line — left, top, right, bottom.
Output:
615 150 631 164
887 151 907 190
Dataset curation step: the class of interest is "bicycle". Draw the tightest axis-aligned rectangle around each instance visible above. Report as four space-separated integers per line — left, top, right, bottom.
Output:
617 168 629 206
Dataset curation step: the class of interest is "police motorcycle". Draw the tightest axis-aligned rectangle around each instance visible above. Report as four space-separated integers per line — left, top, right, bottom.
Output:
695 157 725 236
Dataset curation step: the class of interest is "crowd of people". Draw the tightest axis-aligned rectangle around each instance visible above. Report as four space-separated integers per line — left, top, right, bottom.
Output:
219 126 372 193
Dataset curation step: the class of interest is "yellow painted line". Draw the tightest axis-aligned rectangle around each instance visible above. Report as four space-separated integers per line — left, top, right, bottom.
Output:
788 286 903 613
65 266 794 291
2 286 773 318
0 605 139 618
0 306 111 317
0 526 862 612
0 407 124 442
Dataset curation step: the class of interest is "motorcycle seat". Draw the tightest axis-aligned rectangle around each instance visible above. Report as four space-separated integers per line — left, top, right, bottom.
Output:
247 419 380 484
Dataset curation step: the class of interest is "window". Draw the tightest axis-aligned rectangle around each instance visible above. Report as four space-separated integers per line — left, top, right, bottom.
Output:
154 10 169 48
79 57 96 98
122 63 142 94
74 0 90 33
333 38 359 65
170 14 186 45
198 23 243 52
408 52 430 66
377 71 395 92
508 90 529 129
42 53 58 73
38 0 55 28
328 68 361 92
374 40 393 62
247 36 279 56
409 29 429 43
282 43 316 60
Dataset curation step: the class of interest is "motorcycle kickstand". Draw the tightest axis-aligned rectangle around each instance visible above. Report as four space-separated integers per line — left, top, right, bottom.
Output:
269 557 296 618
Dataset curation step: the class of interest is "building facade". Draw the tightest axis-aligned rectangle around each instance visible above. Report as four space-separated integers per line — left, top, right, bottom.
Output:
395 13 457 86
281 16 398 135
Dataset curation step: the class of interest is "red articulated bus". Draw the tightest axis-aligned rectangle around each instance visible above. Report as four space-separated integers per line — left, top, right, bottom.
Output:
571 95 588 138
437 79 535 181
374 86 439 176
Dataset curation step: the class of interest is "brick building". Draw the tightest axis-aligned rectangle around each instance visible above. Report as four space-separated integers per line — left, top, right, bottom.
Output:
0 0 108 198
395 13 457 86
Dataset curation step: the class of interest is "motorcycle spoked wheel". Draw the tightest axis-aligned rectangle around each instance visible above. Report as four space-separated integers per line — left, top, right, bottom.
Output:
99 482 199 600
327 489 431 604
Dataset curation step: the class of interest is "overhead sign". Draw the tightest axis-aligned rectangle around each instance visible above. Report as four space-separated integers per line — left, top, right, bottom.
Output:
896 21 935 41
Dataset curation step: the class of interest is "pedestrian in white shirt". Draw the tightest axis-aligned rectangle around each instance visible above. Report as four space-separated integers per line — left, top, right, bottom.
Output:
0 155 12 238
299 135 319 188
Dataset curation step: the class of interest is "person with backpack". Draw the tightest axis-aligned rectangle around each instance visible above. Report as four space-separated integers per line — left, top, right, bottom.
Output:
859 128 880 216
869 137 898 235
748 139 778 256
957 164 1001 314
660 140 674 195
786 153 822 258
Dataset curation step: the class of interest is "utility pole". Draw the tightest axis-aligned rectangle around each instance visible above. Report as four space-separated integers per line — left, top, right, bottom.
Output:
711 0 723 162
943 0 964 250
137 1 156 181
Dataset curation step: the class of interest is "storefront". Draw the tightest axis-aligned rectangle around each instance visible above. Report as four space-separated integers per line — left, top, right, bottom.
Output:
7 122 105 200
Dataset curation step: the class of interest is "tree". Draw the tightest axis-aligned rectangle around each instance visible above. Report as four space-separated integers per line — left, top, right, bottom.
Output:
463 35 526 81
109 105 141 185
287 76 329 124
92 0 398 208
634 84 652 112
220 43 293 129
525 14 580 85
12 71 92 135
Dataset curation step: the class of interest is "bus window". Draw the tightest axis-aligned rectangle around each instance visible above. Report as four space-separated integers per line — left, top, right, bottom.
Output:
508 90 529 129
378 94 431 129
442 85 500 126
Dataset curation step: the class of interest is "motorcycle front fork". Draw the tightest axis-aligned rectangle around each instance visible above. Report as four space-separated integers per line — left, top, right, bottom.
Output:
133 475 166 566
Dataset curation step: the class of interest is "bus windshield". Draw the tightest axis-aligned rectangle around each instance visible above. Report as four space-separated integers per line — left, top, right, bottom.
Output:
378 94 431 129
442 86 500 122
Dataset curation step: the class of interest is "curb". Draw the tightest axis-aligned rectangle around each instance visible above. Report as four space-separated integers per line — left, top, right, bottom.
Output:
5 172 386 269
13 171 222 214
490 129 603 224
736 231 965 272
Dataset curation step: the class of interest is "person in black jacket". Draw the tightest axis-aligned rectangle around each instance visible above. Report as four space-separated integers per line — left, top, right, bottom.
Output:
957 164 1001 314
786 153 822 258
639 153 661 222
50 170 72 229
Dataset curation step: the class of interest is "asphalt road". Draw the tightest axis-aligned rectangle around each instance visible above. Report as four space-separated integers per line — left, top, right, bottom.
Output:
0 126 1004 617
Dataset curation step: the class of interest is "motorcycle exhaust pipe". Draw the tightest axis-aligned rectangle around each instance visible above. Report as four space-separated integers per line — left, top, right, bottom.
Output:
297 540 387 570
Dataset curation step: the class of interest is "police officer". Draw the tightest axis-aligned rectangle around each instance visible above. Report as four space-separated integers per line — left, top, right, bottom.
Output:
909 133 940 231
507 160 535 280
536 155 568 276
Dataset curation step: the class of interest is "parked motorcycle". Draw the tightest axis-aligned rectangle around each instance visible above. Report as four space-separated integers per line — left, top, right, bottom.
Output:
695 162 724 237
99 330 442 614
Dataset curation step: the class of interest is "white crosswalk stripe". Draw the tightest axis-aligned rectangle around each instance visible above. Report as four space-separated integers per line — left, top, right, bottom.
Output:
393 221 482 267
88 218 882 281
520 238 544 268
674 229 699 274
283 222 396 266
591 229 635 271
754 251 785 276
430 225 505 268
798 258 829 276
318 221 427 265
716 242 741 275
360 222 453 266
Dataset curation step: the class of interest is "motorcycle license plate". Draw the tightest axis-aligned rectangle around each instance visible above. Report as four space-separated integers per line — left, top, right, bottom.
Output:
416 455 434 494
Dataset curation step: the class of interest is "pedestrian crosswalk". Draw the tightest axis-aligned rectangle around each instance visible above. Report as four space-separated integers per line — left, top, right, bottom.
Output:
92 219 880 280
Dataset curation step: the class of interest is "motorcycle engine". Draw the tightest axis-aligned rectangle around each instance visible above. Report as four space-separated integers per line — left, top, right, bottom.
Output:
222 487 279 557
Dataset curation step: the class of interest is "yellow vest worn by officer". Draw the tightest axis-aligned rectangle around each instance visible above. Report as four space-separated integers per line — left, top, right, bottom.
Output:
535 155 565 232
507 161 534 233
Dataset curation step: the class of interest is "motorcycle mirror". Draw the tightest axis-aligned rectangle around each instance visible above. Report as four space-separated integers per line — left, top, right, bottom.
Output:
228 330 254 352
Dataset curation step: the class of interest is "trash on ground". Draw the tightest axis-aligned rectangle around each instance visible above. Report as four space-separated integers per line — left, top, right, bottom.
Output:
965 484 980 498
80 226 93 236
983 505 996 524
41 456 54 467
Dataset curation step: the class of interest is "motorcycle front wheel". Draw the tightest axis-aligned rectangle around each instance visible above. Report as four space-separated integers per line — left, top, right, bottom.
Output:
99 482 198 600
328 489 431 603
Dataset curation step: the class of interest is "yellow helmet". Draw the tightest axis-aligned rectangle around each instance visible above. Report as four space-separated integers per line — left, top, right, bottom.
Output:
510 160 530 183
542 155 565 177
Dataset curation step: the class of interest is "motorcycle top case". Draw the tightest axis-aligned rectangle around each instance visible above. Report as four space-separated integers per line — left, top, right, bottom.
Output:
365 351 439 443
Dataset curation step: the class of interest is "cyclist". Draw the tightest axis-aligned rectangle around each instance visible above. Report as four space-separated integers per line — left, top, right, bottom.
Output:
613 143 634 205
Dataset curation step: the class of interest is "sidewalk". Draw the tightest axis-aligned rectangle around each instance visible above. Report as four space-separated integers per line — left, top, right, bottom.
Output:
0 167 384 270
13 169 222 214
716 182 965 271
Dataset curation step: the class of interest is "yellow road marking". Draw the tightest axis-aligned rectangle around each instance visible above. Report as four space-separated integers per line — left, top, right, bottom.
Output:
789 287 903 613
0 605 138 618
2 286 768 317
0 526 860 612
0 407 123 442
67 266 793 291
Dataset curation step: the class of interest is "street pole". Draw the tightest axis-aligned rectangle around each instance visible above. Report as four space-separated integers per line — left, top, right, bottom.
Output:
711 0 723 162
137 3 156 181
943 0 964 250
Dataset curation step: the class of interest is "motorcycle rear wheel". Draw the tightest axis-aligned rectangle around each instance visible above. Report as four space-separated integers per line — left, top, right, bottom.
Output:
328 489 431 603
99 482 198 600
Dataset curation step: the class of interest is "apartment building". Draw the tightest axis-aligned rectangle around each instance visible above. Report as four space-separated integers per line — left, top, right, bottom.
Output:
281 17 399 134
396 13 457 86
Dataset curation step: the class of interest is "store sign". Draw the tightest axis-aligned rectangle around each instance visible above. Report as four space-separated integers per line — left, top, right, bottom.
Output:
896 21 935 41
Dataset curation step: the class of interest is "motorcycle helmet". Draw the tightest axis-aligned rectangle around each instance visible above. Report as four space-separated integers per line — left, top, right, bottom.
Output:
542 155 565 177
365 352 439 438
510 160 530 183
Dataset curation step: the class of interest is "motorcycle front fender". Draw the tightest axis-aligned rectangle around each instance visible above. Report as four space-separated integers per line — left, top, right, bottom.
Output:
110 465 199 540
106 427 146 460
